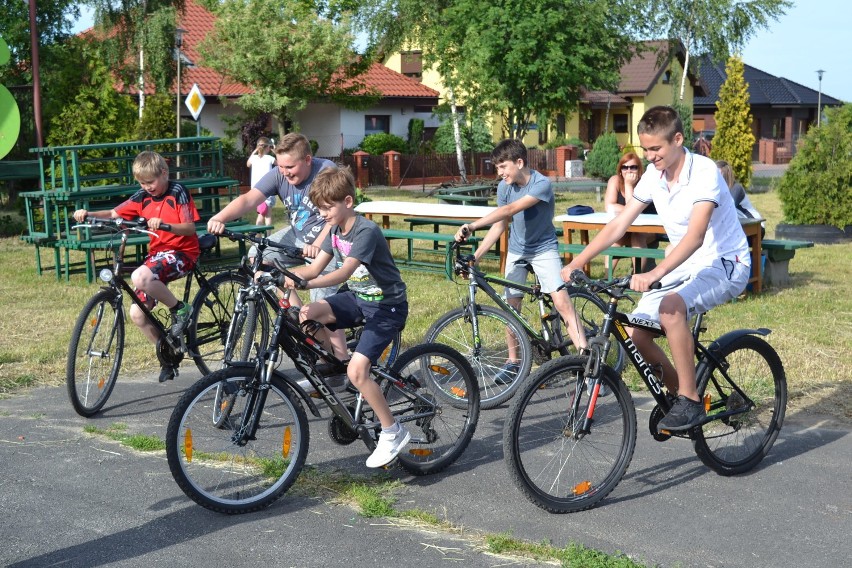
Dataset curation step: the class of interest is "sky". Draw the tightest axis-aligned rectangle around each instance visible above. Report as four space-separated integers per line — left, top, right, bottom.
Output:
72 1 849 103
740 0 849 103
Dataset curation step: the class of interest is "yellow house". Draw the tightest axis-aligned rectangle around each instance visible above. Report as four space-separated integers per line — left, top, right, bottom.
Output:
383 40 706 149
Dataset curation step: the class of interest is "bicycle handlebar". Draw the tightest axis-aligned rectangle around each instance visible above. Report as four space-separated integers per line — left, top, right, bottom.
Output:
570 269 662 297
218 228 304 260
73 216 166 235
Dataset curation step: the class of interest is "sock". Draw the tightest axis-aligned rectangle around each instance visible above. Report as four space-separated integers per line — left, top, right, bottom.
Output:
170 301 185 314
382 422 401 434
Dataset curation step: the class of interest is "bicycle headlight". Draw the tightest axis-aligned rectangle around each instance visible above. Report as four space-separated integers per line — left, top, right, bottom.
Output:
99 268 114 283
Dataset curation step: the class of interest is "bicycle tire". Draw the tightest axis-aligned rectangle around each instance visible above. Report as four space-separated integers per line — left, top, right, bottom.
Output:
166 366 309 514
693 334 787 475
562 287 626 373
424 305 533 410
66 289 125 417
347 325 401 367
503 356 636 513
387 343 480 475
188 272 270 375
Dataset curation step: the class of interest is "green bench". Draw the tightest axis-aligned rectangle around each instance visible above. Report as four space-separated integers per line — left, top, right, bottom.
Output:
435 184 493 206
381 228 481 277
436 193 491 206
761 239 814 288
558 242 666 279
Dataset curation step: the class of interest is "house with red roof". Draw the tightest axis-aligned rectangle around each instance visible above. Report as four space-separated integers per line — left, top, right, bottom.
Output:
151 0 439 156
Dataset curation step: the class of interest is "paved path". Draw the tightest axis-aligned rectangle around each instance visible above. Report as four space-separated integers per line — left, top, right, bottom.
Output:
1 366 849 568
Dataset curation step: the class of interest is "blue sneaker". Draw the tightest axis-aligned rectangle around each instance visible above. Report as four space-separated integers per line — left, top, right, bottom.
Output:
493 362 521 385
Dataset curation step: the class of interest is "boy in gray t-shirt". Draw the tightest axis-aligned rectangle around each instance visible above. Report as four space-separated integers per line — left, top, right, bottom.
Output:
283 166 410 469
455 139 588 385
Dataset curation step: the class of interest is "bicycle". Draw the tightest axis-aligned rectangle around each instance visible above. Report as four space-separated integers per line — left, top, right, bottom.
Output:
208 229 401 427
165 234 480 514
66 217 249 417
424 243 625 409
503 270 787 513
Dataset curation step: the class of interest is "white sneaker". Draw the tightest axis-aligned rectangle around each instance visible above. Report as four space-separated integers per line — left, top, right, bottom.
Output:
365 424 411 468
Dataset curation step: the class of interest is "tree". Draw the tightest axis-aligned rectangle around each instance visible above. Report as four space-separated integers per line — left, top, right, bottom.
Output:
647 0 790 100
711 56 754 188
777 104 852 229
198 0 374 140
584 132 621 180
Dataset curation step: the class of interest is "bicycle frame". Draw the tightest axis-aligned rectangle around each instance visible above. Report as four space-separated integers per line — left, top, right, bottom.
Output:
581 288 758 435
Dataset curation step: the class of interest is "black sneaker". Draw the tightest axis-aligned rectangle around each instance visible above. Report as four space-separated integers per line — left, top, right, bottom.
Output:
493 362 521 386
170 302 191 338
158 365 177 383
657 395 705 432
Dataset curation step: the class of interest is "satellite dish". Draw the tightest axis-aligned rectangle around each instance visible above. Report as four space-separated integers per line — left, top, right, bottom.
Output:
0 35 21 159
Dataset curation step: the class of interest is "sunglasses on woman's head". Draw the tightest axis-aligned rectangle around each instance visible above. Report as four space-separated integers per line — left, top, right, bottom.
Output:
621 164 639 171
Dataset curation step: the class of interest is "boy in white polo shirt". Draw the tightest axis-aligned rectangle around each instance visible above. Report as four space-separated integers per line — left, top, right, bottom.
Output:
561 106 750 431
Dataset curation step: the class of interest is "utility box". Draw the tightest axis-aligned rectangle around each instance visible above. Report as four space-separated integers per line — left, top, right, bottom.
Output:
566 160 584 178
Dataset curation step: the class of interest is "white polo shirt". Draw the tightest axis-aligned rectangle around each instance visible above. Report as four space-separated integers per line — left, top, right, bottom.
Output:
633 149 750 268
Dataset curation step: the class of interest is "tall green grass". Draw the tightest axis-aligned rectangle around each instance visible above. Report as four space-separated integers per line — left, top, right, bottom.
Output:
2 187 850 423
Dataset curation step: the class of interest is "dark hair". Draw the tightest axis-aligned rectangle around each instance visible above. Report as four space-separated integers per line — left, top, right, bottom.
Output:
491 139 527 166
309 166 356 206
637 106 683 142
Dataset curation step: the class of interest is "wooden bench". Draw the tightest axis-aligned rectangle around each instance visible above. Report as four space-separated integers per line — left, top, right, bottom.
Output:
558 242 666 279
761 239 814 287
381 228 481 277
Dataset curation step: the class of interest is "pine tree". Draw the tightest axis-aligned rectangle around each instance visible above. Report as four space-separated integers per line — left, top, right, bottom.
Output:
711 56 755 188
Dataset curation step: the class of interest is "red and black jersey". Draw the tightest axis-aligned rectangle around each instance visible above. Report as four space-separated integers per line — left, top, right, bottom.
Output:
115 181 201 259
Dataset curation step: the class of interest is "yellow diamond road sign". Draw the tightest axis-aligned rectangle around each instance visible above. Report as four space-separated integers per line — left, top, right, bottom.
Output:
184 83 205 121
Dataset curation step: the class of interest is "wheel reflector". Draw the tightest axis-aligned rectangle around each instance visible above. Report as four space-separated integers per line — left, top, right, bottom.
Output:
408 448 432 456
429 364 450 375
184 429 193 461
450 386 467 397
282 426 291 458
573 480 591 495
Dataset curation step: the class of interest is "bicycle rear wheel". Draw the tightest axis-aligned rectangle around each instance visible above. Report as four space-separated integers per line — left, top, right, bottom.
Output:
693 334 787 475
188 272 270 375
66 290 125 417
386 343 480 475
166 367 309 514
425 305 533 409
503 357 636 513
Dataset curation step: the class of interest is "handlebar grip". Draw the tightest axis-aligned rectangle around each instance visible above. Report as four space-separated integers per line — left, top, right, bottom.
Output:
159 223 172 232
649 281 662 290
569 269 587 284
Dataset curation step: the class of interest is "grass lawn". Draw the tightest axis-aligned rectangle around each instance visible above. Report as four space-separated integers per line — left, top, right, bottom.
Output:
1 183 850 425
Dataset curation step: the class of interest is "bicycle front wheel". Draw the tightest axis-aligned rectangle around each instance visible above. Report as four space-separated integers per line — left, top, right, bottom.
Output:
166 367 309 514
503 357 636 513
425 305 533 409
693 334 787 475
66 290 125 417
387 343 480 475
561 287 626 373
188 272 269 375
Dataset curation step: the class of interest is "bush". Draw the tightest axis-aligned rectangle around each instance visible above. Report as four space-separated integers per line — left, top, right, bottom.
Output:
431 116 493 154
777 104 852 228
359 133 408 155
407 118 426 154
583 132 620 179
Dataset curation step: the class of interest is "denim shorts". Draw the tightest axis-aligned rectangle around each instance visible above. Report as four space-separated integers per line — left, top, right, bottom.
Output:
324 291 408 364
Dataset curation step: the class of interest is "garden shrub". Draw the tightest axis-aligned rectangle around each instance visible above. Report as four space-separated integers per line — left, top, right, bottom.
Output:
583 132 620 179
777 103 852 228
359 133 408 155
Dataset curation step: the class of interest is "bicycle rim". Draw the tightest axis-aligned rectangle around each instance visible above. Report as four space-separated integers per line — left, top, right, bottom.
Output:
66 290 124 417
389 343 480 475
503 357 636 513
425 305 532 410
693 335 787 475
166 368 309 514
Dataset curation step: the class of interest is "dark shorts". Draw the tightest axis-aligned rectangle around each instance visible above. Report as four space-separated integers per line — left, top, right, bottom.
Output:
324 291 408 364
135 250 195 304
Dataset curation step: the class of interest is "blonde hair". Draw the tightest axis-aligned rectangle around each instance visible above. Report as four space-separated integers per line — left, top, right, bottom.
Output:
275 132 311 159
309 166 356 207
132 151 168 180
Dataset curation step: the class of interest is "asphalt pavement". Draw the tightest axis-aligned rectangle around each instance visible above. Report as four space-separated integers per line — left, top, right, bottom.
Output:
2 364 850 568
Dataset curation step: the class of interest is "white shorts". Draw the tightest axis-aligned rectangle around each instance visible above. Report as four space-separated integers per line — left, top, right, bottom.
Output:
631 257 750 322
503 248 565 298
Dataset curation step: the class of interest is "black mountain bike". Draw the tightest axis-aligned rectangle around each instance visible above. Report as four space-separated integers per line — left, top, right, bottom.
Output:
424 244 624 409
165 233 480 514
66 217 247 417
503 271 787 513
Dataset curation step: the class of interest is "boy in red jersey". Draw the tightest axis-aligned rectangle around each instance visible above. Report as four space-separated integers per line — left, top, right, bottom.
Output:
73 151 201 382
